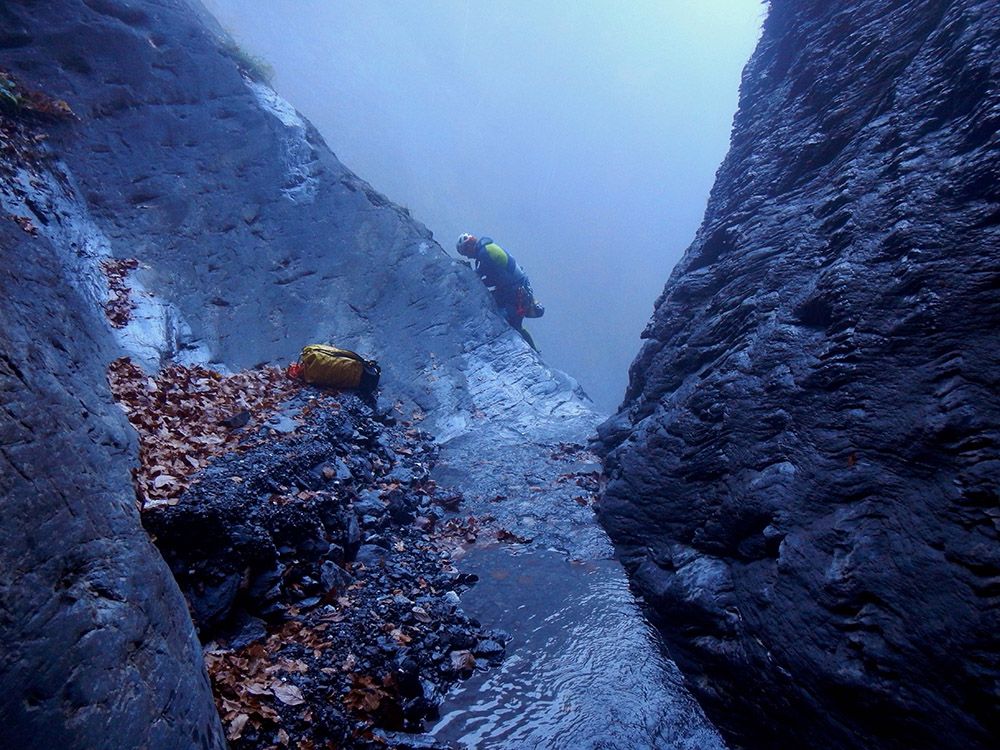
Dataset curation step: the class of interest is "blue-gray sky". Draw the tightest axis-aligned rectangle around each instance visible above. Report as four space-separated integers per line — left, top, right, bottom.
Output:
203 1 763 412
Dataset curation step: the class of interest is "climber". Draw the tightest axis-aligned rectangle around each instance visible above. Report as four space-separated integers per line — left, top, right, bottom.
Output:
456 233 544 350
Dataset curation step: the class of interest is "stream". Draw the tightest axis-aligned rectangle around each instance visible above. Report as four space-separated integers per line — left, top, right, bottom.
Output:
423 432 727 750
430 545 726 749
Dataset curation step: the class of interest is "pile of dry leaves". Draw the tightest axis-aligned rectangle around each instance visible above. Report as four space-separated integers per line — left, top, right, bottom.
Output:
107 357 300 508
100 257 139 327
206 633 311 745
204 580 403 746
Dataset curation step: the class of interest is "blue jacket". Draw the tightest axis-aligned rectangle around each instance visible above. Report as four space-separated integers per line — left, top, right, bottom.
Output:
473 237 527 289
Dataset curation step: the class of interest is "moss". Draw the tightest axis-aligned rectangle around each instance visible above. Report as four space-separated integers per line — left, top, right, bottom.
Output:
221 38 275 85
0 69 75 120
0 73 23 114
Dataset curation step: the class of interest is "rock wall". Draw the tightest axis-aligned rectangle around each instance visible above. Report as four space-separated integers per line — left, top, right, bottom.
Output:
598 1 999 748
0 0 591 439
0 215 225 749
0 0 594 746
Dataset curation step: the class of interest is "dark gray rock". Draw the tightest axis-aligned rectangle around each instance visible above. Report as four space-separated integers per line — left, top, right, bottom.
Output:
472 639 504 659
0 173 225 747
598 2 999 749
356 544 390 566
332 458 353 481
320 560 353 592
386 465 416 485
0 0 596 746
343 511 362 559
354 490 386 518
188 572 242 629
228 615 268 650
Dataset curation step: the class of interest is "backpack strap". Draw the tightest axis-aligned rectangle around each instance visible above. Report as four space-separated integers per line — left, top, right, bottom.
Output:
473 237 492 272
336 348 366 365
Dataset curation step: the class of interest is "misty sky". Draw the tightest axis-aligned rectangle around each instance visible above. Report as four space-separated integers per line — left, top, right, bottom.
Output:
203 1 763 412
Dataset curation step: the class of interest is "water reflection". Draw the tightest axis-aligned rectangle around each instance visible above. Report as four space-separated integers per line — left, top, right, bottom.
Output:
430 545 726 750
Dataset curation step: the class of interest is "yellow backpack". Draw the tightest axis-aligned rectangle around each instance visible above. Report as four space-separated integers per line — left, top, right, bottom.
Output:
298 344 381 392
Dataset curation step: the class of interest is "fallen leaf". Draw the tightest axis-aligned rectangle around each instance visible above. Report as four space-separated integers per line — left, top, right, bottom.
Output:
272 682 305 706
390 628 412 645
450 650 476 672
227 713 249 741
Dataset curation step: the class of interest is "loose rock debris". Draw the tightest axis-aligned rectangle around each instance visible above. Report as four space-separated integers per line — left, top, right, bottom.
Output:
108 361 507 748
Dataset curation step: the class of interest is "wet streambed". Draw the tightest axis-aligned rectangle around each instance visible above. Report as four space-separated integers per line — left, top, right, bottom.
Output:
429 544 726 750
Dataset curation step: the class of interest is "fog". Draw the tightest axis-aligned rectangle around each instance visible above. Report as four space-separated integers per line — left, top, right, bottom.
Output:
203 1 763 413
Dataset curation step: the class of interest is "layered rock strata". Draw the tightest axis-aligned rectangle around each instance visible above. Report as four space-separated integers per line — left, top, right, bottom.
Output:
598 1 999 748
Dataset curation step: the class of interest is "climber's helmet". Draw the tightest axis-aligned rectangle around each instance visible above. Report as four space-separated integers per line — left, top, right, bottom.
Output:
456 233 478 257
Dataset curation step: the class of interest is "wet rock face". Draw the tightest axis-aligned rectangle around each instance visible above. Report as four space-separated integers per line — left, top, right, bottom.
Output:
0 242 224 750
1 0 594 746
598 2 999 749
0 81 226 749
0 0 592 438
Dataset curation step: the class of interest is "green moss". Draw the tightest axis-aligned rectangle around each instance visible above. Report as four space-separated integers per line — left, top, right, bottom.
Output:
221 39 274 85
0 73 23 113
0 70 75 120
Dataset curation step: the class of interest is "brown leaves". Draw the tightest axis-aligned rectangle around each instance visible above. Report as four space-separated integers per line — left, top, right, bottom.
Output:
227 712 249 741
496 527 533 545
393 629 413 645
0 68 76 121
343 674 390 715
100 258 139 327
272 683 305 706
8 214 37 236
550 442 590 461
207 647 284 741
1 69 76 186
441 515 486 544
107 357 300 509
449 650 477 673
19 89 76 120
206 639 319 743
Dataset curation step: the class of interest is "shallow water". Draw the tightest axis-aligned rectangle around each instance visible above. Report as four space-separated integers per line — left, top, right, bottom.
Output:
430 544 726 750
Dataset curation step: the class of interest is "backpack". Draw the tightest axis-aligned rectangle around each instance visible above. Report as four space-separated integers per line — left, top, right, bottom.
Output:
297 344 381 392
516 285 545 319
